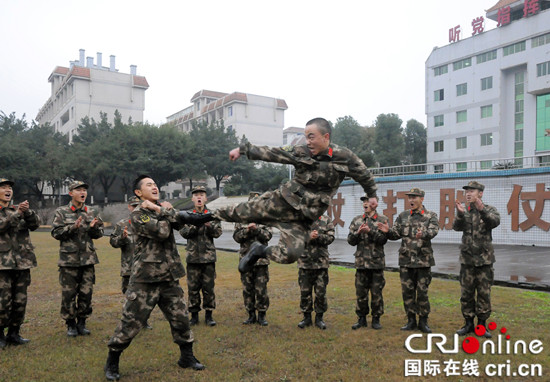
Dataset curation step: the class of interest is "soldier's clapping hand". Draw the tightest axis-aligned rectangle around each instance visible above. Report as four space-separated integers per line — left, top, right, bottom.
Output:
455 199 465 213
358 223 370 234
17 200 30 213
229 148 241 161
310 230 319 240
247 223 257 231
416 230 423 239
122 226 128 239
473 197 484 211
141 200 161 213
377 221 389 233
160 201 173 209
73 216 83 230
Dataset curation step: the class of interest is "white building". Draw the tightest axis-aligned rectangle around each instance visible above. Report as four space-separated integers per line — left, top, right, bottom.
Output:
282 126 305 146
36 49 149 140
167 89 288 146
425 0 550 172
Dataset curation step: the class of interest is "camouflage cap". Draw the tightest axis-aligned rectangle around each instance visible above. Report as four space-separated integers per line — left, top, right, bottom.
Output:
128 196 141 206
0 178 15 187
463 180 485 191
69 180 89 191
405 187 425 197
249 191 261 200
191 185 207 194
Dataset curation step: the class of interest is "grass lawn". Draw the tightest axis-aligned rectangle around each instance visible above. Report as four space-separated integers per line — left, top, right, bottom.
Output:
1 232 549 381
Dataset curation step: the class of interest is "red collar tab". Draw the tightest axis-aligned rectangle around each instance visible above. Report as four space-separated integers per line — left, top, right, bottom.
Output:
318 216 322 220
328 147 333 157
410 209 424 215
421 210 425 215
71 205 76 212
362 214 366 219
193 209 208 214
71 205 87 212
468 205 471 211
373 214 378 219
128 219 131 225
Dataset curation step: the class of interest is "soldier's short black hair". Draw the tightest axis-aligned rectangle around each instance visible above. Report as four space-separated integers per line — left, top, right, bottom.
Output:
133 174 153 196
306 117 332 138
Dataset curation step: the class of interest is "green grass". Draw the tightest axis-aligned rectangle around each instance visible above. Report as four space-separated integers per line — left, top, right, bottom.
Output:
1 232 549 381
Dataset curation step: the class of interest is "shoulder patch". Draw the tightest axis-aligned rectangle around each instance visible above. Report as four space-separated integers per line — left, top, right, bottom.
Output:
139 214 150 223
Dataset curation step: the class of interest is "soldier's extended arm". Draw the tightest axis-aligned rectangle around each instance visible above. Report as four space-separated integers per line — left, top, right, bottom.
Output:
23 209 41 231
479 205 501 229
110 222 129 248
346 153 377 199
240 142 297 166
51 210 77 241
179 224 199 239
347 217 362 246
206 220 223 239
421 213 440 241
130 210 172 240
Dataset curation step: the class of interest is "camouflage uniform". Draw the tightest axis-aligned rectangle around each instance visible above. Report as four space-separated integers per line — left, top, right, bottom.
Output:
297 216 334 314
386 205 439 317
347 211 388 318
51 202 103 321
110 218 135 294
214 142 377 264
0 204 40 330
179 208 222 313
453 196 500 321
234 222 272 312
108 204 193 351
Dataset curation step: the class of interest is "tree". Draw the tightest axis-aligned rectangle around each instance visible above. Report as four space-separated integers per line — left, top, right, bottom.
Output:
331 116 376 168
223 162 288 196
373 113 405 167
403 119 427 164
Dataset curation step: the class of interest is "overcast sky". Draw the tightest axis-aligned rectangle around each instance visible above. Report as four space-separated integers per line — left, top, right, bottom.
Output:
0 0 497 129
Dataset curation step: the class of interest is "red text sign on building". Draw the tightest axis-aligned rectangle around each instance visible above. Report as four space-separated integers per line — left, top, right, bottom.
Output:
497 6 511 27
449 25 461 43
523 0 540 17
471 16 484 36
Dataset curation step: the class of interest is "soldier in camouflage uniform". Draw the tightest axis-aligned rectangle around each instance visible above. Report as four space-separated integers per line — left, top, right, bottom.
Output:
51 180 103 337
105 175 208 381
347 195 388 330
233 192 273 326
453 181 500 338
214 118 377 273
180 185 222 327
378 188 439 333
0 178 40 348
297 215 334 330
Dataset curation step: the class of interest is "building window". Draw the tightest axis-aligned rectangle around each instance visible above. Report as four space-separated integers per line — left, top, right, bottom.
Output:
434 115 444 127
538 155 550 166
434 89 444 102
434 65 448 76
481 105 493 119
227 125 233 132
480 160 493 170
536 94 550 152
532 32 550 48
453 57 472 71
456 162 467 172
227 106 233 117
434 140 444 153
456 137 467 150
456 83 467 97
503 41 526 56
434 164 444 173
514 71 525 158
481 76 493 91
536 61 550 77
476 50 497 64
456 110 467 123
481 133 493 146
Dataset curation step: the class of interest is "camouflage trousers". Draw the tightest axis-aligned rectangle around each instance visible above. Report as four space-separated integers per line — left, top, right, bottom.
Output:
400 267 432 317
108 280 193 351
298 268 329 314
241 265 270 312
355 268 385 317
0 269 31 327
214 189 311 264
460 264 494 320
121 276 130 295
59 265 95 321
186 263 216 313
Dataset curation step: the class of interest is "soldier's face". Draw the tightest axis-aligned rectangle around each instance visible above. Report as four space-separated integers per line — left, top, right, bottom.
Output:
69 186 87 205
135 178 159 202
0 184 13 205
305 123 330 156
192 192 207 208
408 195 423 211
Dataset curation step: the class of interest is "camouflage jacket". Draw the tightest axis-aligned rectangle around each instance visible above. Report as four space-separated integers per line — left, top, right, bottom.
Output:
0 205 40 270
110 218 135 277
233 222 272 266
179 208 222 264
453 203 500 266
347 212 388 269
298 215 335 269
130 205 186 283
51 203 103 267
386 206 439 268
240 142 377 221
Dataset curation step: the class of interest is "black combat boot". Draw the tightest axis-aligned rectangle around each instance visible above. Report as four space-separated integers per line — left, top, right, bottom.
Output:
190 312 199 326
297 312 312 329
77 318 91 335
205 310 217 327
371 316 382 330
177 211 214 226
242 310 256 325
104 350 121 381
400 313 417 331
456 317 475 336
66 319 78 337
418 316 432 333
315 313 327 330
238 242 267 273
6 326 30 345
0 327 7 349
257 311 268 326
477 318 492 338
177 342 205 370
351 316 367 330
